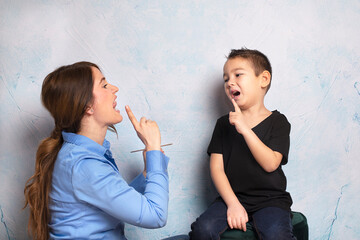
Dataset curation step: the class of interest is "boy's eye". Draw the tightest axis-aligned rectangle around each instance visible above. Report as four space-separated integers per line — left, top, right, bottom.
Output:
224 78 229 83
235 73 243 77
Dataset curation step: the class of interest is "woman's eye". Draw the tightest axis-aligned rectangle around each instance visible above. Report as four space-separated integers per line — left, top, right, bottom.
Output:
103 84 108 88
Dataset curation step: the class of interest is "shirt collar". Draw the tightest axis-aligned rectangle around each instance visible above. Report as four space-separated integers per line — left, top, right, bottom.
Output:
62 131 111 157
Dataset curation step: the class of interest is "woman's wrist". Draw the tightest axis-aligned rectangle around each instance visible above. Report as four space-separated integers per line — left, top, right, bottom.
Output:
145 145 161 151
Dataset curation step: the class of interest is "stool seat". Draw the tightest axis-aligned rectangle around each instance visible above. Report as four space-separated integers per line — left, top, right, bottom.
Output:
220 211 308 240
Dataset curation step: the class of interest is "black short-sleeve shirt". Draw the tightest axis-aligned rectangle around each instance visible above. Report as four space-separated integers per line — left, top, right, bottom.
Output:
207 110 293 213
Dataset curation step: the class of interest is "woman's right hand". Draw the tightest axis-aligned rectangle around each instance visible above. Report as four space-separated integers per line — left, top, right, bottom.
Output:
125 105 161 151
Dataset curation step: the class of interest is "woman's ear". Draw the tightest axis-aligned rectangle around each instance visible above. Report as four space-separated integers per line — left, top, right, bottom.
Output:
260 70 271 89
85 106 94 115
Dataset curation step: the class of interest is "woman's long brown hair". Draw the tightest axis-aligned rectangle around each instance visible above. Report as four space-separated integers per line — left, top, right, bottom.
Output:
23 62 99 239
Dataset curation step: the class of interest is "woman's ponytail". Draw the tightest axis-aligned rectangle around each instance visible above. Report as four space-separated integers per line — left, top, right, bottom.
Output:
24 129 63 240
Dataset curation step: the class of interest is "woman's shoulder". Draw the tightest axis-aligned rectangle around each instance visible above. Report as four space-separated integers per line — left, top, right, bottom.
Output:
56 140 112 180
58 141 103 162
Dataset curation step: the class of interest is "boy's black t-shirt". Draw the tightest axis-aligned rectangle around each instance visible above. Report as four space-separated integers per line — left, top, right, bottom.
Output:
207 110 293 214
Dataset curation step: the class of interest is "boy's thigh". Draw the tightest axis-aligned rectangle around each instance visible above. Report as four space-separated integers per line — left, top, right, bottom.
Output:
189 200 228 239
252 207 295 240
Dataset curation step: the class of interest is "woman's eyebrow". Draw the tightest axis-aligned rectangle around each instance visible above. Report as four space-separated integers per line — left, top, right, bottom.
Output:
99 77 106 85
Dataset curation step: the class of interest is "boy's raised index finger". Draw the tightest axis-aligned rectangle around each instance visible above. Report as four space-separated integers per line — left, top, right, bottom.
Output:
125 105 139 126
231 98 241 112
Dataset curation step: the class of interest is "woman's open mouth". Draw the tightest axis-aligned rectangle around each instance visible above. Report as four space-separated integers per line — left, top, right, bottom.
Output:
113 100 120 113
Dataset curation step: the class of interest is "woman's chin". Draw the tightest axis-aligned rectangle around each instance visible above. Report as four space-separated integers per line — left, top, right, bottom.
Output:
111 113 123 124
116 115 123 124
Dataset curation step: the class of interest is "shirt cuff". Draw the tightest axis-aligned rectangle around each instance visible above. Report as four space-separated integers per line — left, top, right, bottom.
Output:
146 150 169 173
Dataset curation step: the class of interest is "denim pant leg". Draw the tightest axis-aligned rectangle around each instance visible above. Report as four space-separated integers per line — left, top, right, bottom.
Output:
162 235 189 240
189 200 228 240
251 207 296 240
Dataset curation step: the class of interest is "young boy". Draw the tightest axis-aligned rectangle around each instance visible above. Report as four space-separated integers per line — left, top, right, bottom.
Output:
189 48 295 240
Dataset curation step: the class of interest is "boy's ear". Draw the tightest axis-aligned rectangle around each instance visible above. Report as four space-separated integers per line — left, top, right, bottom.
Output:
260 70 271 89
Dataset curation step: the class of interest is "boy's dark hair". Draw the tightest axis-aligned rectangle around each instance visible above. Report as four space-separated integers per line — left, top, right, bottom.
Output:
227 48 272 92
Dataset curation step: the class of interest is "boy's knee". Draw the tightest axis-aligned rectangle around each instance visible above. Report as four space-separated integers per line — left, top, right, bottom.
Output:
190 218 222 240
260 225 295 240
189 221 210 240
253 207 295 240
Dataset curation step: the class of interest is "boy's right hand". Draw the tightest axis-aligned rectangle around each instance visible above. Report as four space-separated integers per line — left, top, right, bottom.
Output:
229 98 250 134
227 200 248 231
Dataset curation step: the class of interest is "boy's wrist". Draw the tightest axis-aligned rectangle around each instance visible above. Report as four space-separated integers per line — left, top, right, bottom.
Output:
225 196 241 207
238 126 252 136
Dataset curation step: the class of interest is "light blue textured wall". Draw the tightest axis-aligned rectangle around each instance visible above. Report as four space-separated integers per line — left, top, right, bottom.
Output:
1 1 360 239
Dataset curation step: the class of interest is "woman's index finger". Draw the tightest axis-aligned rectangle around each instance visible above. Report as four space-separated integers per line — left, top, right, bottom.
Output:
125 105 139 128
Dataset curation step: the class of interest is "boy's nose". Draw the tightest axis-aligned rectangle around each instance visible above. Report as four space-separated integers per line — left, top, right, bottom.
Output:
228 77 235 85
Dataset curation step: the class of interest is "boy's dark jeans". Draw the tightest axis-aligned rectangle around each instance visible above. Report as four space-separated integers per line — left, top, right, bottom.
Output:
189 200 296 240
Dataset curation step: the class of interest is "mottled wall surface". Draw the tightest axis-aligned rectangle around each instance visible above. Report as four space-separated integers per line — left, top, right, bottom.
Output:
1 1 359 239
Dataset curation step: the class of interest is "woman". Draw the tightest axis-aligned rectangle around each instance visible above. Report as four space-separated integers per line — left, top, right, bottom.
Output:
24 62 169 239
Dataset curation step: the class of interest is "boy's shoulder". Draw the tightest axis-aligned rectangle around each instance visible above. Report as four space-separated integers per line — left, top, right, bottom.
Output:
269 110 291 132
216 113 230 126
271 109 284 118
218 113 230 120
271 110 289 122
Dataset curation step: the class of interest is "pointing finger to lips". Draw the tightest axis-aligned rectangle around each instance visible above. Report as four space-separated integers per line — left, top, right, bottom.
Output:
125 105 139 128
231 98 241 112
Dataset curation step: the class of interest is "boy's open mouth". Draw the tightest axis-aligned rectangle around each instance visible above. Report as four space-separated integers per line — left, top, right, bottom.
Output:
231 90 240 98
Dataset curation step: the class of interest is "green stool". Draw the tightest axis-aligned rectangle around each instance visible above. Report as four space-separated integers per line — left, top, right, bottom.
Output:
220 211 308 240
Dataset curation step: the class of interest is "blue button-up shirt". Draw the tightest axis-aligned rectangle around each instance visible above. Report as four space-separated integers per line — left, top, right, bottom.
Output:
49 132 169 239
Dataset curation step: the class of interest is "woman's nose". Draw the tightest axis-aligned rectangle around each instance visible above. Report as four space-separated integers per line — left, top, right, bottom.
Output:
111 84 119 93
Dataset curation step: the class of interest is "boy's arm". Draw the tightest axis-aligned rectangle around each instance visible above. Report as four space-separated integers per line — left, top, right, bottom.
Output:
242 129 283 172
210 153 248 231
229 99 282 172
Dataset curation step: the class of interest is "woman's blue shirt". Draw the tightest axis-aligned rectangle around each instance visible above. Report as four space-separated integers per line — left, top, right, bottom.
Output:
49 131 169 239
